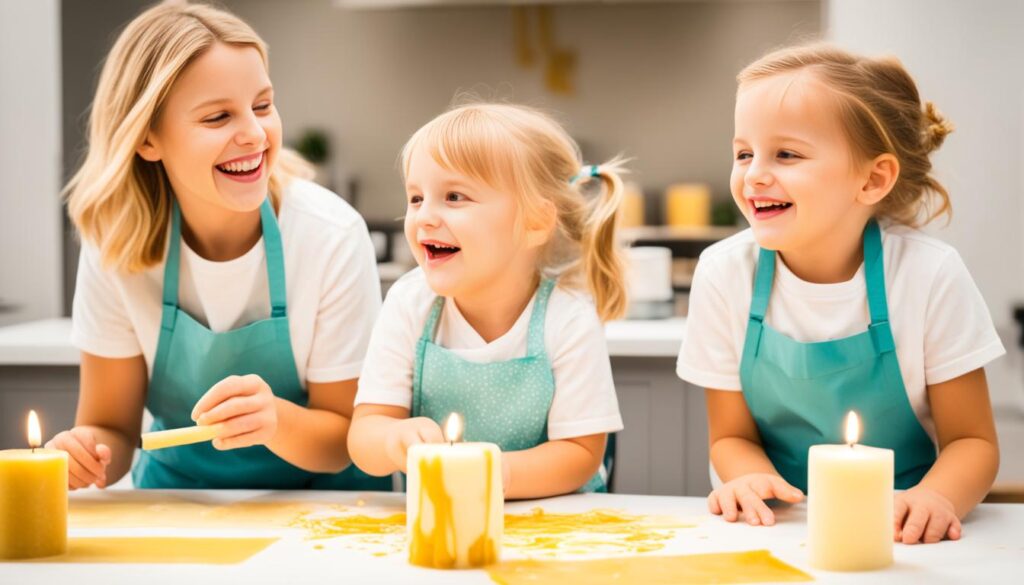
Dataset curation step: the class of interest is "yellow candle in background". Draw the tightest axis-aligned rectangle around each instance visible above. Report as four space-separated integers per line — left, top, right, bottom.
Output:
665 183 711 227
808 412 893 572
0 410 68 560
407 413 502 569
619 182 645 228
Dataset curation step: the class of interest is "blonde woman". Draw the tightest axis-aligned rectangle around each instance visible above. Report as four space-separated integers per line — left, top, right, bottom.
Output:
48 1 389 490
677 43 1002 543
348 103 626 499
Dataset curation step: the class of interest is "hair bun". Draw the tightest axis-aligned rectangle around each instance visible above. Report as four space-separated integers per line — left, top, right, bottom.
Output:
922 101 954 152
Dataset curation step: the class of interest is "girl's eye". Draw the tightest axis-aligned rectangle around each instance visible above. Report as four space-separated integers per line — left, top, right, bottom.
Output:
203 113 228 124
446 192 467 202
408 194 423 205
777 150 801 160
254 103 272 113
735 151 752 161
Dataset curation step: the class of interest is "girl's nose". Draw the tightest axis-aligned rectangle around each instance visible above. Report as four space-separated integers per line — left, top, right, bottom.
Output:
744 157 774 188
414 198 442 229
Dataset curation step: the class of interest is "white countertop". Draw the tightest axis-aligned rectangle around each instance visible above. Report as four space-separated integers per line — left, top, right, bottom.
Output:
0 317 684 366
1 490 1020 583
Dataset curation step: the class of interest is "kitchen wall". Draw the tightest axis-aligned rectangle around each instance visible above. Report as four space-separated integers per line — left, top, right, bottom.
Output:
828 0 1024 480
0 0 63 327
220 0 820 222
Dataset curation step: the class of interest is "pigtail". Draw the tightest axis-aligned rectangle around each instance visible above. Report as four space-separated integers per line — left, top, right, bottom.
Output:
575 158 629 322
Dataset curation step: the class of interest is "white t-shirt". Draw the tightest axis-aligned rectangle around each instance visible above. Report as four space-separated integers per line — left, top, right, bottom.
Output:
676 224 1005 441
71 179 381 386
354 269 624 441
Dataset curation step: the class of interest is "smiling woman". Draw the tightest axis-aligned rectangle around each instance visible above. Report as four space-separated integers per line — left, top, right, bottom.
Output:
51 1 390 492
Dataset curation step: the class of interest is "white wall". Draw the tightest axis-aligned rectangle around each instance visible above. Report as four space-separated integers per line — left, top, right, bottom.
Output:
0 0 63 326
828 0 1024 479
223 0 819 221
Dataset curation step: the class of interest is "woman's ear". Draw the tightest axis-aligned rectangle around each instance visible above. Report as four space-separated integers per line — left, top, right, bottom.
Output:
136 133 161 162
857 153 900 206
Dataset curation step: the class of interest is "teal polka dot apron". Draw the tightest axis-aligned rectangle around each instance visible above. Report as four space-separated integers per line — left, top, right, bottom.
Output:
132 198 391 490
738 220 937 493
411 278 606 493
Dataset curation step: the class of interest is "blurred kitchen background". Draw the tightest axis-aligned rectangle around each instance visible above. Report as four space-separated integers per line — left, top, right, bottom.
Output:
2 0 1023 497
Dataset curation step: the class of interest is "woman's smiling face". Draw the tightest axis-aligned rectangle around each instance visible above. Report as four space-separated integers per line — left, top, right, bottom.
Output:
138 42 281 213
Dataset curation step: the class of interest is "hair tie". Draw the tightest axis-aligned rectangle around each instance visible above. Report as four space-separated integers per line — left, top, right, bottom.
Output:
569 164 600 184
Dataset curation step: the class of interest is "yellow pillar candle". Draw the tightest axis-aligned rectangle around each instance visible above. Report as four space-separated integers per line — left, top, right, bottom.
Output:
407 413 502 569
665 183 710 227
0 410 68 559
141 423 225 450
808 412 893 572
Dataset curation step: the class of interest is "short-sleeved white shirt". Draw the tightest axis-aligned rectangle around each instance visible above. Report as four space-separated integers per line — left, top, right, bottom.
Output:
71 179 381 386
354 269 624 440
676 224 1005 441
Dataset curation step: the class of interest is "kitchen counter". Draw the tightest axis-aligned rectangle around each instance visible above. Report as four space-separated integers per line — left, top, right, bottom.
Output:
1 489 1021 583
0 317 686 365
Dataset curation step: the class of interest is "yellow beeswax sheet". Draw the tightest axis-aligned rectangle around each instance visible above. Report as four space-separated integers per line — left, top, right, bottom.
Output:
70 494 338 529
487 550 813 585
23 537 277 564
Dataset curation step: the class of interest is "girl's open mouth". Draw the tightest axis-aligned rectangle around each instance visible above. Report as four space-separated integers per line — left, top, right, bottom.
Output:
750 199 793 220
422 241 461 264
215 151 265 183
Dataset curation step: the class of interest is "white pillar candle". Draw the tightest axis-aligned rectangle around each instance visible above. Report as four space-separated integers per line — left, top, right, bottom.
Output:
808 412 894 571
407 413 502 569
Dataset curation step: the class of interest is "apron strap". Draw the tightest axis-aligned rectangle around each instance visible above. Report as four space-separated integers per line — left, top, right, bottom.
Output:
160 202 184 331
419 296 446 343
526 278 556 357
749 247 776 323
259 199 288 318
862 219 896 354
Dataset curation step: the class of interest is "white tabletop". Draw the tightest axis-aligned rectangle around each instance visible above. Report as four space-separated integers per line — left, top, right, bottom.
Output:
1 490 1021 584
0 317 685 366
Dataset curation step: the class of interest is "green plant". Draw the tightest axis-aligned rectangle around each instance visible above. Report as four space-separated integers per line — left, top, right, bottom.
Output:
295 129 330 164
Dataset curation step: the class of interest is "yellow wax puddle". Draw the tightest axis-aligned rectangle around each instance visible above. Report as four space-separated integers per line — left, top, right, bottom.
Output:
22 537 277 565
294 507 692 558
70 497 341 529
487 550 813 585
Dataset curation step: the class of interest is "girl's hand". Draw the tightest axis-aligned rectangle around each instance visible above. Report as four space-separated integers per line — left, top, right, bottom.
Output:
45 427 112 489
894 486 962 544
384 417 444 472
708 473 805 526
191 374 279 450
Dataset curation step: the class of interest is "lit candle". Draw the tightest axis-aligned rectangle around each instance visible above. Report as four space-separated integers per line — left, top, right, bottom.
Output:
407 413 502 569
808 412 893 571
0 410 68 559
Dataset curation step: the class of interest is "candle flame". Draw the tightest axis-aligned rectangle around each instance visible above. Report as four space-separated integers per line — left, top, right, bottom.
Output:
444 412 463 443
28 410 42 448
844 411 860 446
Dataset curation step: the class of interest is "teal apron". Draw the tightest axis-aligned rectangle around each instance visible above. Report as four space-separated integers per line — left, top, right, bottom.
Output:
738 220 936 493
411 278 606 493
132 198 391 490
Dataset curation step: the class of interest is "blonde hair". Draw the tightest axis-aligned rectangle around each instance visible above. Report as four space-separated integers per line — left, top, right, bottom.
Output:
401 103 628 321
65 1 312 272
738 42 953 226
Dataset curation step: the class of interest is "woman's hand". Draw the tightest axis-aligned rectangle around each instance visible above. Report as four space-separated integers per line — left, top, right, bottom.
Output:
708 473 805 526
384 417 444 472
45 427 112 489
894 486 962 544
191 374 279 450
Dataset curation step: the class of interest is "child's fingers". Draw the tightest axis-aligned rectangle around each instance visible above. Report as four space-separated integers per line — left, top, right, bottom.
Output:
947 516 962 541
708 491 722 515
213 428 263 451
96 443 112 464
735 485 767 526
766 475 804 502
922 513 950 544
893 496 909 541
191 375 259 421
217 412 264 439
416 424 445 444
69 427 101 458
718 488 740 522
901 505 930 544
67 465 91 490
